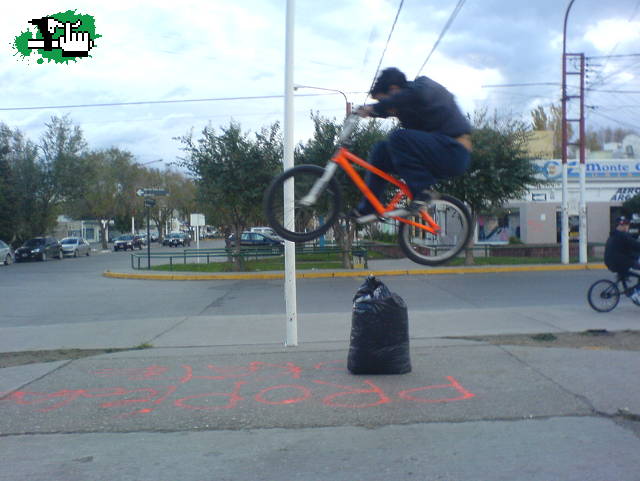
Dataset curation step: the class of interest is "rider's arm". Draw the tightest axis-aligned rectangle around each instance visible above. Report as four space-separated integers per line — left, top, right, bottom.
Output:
371 88 419 118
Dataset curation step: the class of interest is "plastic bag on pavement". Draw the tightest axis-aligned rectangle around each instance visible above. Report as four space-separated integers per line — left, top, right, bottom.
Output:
347 276 411 375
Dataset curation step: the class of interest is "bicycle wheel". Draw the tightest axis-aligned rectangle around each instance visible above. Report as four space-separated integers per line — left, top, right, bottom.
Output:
264 164 342 242
398 194 471 266
587 279 620 312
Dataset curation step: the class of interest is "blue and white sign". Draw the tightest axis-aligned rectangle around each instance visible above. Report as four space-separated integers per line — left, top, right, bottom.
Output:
535 159 640 181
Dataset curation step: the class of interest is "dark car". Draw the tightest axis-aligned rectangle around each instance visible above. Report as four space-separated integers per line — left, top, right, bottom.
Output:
15 237 63 262
162 232 191 247
113 234 143 251
228 231 284 251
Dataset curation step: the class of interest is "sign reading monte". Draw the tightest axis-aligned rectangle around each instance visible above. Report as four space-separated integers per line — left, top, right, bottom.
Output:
136 188 168 197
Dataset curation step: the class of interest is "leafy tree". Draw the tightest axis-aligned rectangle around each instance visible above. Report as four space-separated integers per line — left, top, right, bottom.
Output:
67 148 139 249
530 104 568 158
440 109 543 264
0 123 42 245
177 121 282 269
622 195 640 218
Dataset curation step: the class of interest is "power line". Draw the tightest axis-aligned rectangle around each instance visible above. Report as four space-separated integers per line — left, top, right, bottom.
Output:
415 0 467 78
366 0 405 102
0 92 365 112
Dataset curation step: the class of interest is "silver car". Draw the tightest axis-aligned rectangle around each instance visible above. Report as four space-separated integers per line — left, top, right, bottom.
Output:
60 237 91 257
0 240 13 265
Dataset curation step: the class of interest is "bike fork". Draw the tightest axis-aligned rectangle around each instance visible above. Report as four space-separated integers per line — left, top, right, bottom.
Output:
299 162 339 206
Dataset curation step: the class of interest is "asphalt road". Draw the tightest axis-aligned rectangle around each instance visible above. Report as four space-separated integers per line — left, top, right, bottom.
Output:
0 239 605 327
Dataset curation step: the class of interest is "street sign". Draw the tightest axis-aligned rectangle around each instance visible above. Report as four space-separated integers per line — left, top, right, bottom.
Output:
190 213 205 227
136 188 168 197
144 198 156 208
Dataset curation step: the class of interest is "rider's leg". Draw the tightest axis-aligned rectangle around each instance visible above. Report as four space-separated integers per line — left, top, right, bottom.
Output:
386 130 470 205
355 140 396 216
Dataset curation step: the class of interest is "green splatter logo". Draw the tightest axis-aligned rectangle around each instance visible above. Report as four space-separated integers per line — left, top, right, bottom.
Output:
12 10 100 64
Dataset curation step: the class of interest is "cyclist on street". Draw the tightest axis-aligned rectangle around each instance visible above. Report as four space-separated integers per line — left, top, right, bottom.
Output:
352 67 472 221
604 216 640 301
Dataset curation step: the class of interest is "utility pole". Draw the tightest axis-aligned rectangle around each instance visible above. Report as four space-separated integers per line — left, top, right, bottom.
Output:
562 53 587 263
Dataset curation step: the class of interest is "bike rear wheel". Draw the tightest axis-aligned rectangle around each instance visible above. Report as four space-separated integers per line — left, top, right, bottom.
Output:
398 194 471 266
587 279 620 312
264 164 343 242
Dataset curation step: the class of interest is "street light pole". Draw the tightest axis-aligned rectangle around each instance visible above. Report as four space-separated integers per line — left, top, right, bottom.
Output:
294 85 352 117
561 0 576 264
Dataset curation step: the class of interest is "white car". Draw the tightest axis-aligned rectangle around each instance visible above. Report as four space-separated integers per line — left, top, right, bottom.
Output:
60 237 91 257
0 240 13 265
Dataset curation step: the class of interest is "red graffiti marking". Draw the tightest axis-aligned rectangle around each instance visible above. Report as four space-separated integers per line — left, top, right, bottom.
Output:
313 380 391 408
0 361 476 416
254 384 312 405
397 376 476 403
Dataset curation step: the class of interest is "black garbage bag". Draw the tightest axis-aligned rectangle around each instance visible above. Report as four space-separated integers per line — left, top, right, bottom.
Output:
348 276 411 375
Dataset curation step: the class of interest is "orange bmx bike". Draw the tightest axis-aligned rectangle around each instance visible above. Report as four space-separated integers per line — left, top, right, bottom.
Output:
263 114 472 266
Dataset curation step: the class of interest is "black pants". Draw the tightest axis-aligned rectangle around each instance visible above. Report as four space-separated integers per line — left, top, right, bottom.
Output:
357 129 470 214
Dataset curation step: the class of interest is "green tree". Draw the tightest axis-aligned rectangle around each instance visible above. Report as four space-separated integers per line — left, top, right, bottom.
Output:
530 104 567 158
440 109 542 264
68 148 139 249
0 123 42 245
622 195 640 218
177 121 282 269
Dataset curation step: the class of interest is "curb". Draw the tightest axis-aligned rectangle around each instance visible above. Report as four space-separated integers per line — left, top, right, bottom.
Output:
103 263 607 281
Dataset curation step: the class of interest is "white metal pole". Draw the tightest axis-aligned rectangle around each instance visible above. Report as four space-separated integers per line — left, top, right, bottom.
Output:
283 0 298 347
579 163 587 263
561 165 569 264
131 216 135 235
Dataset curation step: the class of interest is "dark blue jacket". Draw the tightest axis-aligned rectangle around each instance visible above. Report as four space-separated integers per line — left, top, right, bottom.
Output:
371 76 471 138
604 229 640 274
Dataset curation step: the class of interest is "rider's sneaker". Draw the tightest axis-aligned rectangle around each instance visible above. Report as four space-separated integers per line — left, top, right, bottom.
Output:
407 190 434 214
631 289 640 304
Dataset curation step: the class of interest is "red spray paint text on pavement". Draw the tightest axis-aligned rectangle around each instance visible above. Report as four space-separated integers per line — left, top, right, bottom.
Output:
0 360 475 417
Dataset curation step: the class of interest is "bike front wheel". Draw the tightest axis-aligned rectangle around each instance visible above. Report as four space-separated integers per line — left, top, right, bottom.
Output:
587 279 620 312
398 194 471 266
264 164 343 242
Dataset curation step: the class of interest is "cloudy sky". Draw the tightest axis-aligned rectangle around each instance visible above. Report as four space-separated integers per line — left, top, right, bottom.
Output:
1 0 639 167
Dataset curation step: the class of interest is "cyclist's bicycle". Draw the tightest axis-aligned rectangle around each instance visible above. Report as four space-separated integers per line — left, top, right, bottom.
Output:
263 114 472 266
587 272 640 312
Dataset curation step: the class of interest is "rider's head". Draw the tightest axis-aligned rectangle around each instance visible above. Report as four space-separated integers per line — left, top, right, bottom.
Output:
370 67 408 100
616 216 631 231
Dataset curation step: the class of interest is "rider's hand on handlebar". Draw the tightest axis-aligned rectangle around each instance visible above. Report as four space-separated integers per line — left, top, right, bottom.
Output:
355 105 374 118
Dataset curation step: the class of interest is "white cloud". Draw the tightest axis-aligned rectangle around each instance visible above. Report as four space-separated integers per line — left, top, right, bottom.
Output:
583 18 640 52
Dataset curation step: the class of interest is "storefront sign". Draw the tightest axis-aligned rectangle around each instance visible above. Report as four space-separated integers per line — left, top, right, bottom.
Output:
610 187 640 201
535 159 640 181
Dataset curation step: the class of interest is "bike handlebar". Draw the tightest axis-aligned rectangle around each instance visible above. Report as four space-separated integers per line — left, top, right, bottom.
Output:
338 113 361 145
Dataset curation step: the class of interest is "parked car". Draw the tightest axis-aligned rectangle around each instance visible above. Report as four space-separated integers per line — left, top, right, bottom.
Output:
15 237 63 262
0 240 14 265
113 234 143 251
162 232 191 247
228 231 284 251
250 226 284 241
60 237 91 257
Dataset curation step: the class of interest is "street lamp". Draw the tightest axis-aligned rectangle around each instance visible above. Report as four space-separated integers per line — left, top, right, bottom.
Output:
294 84 352 116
